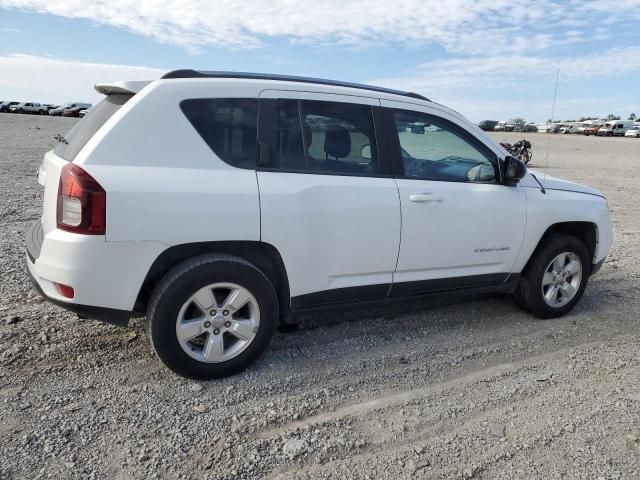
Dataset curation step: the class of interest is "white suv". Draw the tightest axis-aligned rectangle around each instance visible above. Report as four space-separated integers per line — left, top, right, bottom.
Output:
26 70 613 379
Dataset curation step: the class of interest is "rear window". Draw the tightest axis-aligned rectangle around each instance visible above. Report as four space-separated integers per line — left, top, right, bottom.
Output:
180 98 258 169
54 94 132 161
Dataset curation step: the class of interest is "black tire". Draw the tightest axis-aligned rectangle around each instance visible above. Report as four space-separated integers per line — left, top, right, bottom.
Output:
514 234 590 319
146 254 279 379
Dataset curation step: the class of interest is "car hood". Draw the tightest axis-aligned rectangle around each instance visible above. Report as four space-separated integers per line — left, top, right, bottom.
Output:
525 171 604 198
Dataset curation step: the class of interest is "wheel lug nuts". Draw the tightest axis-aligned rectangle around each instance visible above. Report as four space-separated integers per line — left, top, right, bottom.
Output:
224 321 231 328
223 310 229 316
210 310 217 316
213 329 220 335
203 321 211 328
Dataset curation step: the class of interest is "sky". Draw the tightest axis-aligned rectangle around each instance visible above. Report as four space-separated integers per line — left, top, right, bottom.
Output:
1 0 639 122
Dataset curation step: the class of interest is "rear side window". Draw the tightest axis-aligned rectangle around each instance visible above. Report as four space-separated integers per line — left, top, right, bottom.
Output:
54 94 132 161
180 99 258 169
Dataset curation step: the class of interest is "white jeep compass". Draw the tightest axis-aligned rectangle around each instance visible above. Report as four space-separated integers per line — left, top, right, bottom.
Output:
26 70 613 379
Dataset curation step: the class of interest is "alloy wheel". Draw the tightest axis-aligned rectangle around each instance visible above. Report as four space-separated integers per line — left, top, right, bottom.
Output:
541 252 583 308
175 283 260 363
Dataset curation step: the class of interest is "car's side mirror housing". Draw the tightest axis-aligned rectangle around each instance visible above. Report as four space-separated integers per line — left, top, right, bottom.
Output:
503 155 527 186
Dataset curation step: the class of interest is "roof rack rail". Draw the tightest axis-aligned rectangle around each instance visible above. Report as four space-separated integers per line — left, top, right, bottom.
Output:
161 69 429 102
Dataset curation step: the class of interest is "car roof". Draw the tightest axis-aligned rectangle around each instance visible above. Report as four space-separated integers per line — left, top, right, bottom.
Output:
161 69 429 102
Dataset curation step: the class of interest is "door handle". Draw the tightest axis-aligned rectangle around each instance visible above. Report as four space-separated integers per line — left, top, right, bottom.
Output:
409 193 443 203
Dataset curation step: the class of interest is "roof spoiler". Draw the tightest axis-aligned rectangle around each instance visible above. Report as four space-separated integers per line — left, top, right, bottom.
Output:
94 80 151 95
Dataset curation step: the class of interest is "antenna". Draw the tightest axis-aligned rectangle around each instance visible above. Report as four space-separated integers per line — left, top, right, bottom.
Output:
543 68 560 186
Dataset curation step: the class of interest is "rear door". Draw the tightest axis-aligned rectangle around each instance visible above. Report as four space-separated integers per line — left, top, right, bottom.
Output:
381 100 527 294
257 90 401 307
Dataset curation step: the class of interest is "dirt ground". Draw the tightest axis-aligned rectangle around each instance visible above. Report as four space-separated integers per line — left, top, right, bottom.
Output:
1 112 639 480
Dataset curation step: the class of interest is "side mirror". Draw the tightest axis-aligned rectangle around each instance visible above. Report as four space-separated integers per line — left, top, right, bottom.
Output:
360 144 372 160
503 156 527 186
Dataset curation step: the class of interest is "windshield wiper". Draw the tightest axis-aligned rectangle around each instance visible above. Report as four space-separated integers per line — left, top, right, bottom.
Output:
54 133 67 145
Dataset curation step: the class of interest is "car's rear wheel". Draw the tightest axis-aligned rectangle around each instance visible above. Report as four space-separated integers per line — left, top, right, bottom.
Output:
514 234 590 319
146 254 278 379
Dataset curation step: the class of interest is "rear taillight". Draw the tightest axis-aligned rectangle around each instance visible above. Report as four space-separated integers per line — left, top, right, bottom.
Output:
57 164 106 235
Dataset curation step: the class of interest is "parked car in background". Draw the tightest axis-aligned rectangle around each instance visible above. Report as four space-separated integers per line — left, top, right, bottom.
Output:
559 125 580 134
494 121 515 131
523 123 538 132
583 124 602 136
0 101 19 112
625 126 640 138
63 107 86 117
10 102 48 114
79 109 89 117
49 102 92 116
43 104 58 112
537 123 562 134
478 120 499 131
49 103 74 116
598 120 635 136
26 70 613 379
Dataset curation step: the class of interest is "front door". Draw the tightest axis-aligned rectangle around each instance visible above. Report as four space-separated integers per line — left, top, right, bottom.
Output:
381 100 527 295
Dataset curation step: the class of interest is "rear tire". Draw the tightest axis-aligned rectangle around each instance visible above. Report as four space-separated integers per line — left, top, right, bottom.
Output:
514 234 590 319
146 254 278 379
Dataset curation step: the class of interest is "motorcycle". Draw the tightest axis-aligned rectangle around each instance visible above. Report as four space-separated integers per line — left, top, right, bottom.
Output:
500 139 532 165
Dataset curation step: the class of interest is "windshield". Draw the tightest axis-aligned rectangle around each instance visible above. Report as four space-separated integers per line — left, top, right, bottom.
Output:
54 94 132 161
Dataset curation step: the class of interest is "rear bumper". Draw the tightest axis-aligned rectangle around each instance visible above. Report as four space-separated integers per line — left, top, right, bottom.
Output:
26 252 131 326
25 220 167 326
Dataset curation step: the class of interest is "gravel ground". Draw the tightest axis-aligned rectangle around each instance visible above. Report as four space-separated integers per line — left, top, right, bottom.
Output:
1 113 639 480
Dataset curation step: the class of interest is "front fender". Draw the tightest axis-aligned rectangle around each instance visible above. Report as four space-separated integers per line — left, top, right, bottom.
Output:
513 187 612 273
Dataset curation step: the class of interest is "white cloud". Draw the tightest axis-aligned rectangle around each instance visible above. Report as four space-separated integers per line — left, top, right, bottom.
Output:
2 0 639 53
369 46 640 95
368 47 640 121
0 54 163 103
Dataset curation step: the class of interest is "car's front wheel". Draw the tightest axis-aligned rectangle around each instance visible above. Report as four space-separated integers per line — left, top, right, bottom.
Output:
514 234 590 319
146 254 278 379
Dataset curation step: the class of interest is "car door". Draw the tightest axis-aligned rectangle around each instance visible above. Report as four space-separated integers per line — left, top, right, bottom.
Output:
257 91 401 308
380 100 527 295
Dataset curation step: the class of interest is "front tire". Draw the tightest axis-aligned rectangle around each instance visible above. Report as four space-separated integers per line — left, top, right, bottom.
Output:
514 234 590 319
146 254 278 379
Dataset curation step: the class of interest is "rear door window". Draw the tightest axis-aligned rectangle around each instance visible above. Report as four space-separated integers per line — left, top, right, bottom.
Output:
180 98 258 169
54 94 132 161
271 99 378 175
